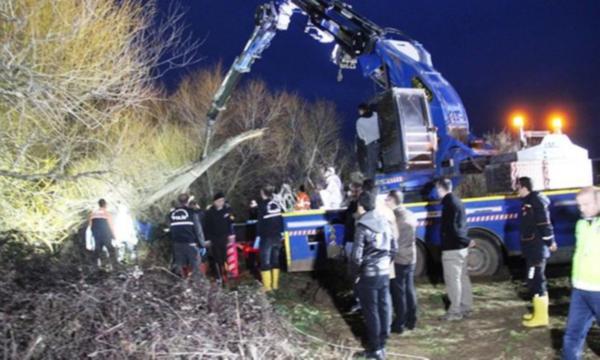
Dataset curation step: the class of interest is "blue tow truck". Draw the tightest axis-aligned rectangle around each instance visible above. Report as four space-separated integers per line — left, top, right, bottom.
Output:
281 189 581 277
209 1 595 276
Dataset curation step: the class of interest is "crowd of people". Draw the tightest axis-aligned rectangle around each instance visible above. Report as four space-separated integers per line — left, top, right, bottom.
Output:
341 177 598 359
86 174 600 360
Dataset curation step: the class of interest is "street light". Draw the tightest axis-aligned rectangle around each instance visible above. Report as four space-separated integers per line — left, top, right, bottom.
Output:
512 115 525 128
511 113 527 148
551 116 563 134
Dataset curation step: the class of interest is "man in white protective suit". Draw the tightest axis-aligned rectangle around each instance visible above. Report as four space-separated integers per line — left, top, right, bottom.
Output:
320 166 343 209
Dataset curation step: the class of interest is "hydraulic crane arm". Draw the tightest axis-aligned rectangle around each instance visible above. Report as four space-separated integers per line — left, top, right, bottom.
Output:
202 3 281 158
202 0 390 157
202 0 474 179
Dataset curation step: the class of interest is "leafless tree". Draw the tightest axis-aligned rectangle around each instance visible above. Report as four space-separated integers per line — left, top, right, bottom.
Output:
0 0 204 246
169 69 348 213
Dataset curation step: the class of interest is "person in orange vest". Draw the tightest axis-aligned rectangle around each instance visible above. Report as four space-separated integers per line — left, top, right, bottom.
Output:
294 185 311 211
88 199 119 270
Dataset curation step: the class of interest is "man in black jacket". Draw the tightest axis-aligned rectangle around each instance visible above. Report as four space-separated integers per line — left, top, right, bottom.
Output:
344 182 363 314
516 177 557 327
435 178 474 321
352 191 398 360
204 192 235 284
257 185 284 291
169 194 210 280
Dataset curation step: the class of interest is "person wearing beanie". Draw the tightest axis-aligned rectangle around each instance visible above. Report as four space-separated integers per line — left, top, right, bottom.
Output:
351 191 398 360
204 191 235 285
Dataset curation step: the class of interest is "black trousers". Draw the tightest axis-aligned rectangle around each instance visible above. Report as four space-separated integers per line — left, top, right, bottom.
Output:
172 242 201 279
259 236 281 271
359 141 380 180
526 259 547 297
356 275 391 352
92 235 118 268
391 264 418 331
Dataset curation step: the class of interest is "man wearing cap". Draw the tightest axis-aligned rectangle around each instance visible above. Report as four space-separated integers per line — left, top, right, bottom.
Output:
204 192 235 285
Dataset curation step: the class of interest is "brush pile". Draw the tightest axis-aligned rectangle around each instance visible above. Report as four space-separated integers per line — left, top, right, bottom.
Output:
0 239 330 359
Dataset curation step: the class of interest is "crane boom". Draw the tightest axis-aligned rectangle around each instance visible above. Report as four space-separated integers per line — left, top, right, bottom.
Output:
202 0 477 192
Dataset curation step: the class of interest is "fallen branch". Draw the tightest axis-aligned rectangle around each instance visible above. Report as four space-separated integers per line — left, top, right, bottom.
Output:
142 128 265 206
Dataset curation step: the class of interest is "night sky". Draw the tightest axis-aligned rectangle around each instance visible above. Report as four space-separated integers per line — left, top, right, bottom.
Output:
159 1 600 157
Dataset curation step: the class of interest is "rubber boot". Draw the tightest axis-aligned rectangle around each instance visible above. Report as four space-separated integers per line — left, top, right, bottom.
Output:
261 270 272 292
523 294 549 327
522 295 548 320
271 268 280 290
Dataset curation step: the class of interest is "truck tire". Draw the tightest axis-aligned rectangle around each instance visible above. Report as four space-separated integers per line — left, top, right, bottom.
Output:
467 230 503 277
415 241 427 278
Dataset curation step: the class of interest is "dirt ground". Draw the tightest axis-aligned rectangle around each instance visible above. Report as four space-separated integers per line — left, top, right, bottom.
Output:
271 262 600 360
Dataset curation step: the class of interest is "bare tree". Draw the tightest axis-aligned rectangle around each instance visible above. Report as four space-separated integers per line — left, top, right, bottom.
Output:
169 69 348 213
0 0 204 246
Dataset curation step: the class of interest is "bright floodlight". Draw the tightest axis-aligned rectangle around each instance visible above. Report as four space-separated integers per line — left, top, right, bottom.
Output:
512 115 525 128
551 116 563 131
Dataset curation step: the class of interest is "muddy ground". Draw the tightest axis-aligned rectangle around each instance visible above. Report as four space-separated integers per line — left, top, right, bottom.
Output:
271 261 600 360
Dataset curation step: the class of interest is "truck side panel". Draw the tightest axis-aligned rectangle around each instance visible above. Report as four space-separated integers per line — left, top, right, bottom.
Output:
281 190 579 272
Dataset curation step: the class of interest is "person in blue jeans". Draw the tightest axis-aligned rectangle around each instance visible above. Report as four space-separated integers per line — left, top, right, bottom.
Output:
562 187 600 360
351 191 398 360
386 190 419 334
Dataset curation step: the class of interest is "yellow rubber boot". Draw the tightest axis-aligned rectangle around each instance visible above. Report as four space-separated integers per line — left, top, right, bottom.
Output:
261 271 272 292
522 295 548 320
523 295 549 327
271 268 280 290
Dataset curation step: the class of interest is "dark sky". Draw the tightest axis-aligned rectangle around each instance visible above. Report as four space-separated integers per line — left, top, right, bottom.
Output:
159 1 600 157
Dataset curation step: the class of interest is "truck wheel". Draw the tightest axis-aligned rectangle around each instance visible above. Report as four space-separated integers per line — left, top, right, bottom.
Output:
415 241 427 278
467 231 503 277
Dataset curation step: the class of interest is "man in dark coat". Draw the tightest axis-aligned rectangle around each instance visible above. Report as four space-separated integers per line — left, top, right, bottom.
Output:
203 192 235 284
256 185 284 291
168 194 210 280
516 177 557 327
436 178 474 321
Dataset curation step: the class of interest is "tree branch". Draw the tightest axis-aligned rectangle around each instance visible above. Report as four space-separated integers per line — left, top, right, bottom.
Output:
142 128 266 206
0 169 109 182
